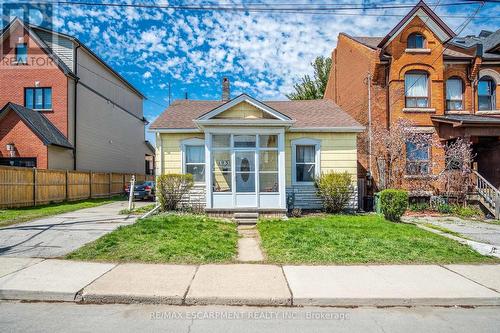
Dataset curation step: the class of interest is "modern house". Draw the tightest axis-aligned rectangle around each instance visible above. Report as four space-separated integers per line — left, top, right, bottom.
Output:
150 79 363 215
0 18 155 173
324 0 500 210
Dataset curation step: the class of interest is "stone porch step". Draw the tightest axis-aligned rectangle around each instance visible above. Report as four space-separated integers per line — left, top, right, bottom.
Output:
234 212 259 225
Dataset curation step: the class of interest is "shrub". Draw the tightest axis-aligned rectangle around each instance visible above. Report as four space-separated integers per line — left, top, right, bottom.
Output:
436 203 452 214
315 171 354 213
451 204 482 218
156 174 194 211
380 189 408 222
409 202 430 212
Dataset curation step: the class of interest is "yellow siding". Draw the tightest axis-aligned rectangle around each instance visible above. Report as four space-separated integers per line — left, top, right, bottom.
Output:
158 133 204 174
158 132 358 186
285 132 357 186
215 102 268 119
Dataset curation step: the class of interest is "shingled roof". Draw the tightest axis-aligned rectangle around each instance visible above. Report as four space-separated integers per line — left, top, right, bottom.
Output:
0 103 73 149
150 98 363 131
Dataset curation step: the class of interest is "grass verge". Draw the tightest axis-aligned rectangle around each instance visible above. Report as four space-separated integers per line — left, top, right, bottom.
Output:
66 213 238 264
258 214 499 264
119 204 156 215
423 223 468 239
0 196 124 228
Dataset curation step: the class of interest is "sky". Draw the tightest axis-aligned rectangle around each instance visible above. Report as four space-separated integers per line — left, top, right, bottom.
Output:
1 0 499 143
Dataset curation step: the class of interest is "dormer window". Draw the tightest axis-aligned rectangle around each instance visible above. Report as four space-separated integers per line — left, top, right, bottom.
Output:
15 43 27 64
407 33 425 49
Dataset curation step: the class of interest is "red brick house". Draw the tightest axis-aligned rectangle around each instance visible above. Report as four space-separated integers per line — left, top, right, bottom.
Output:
0 18 154 173
324 1 500 212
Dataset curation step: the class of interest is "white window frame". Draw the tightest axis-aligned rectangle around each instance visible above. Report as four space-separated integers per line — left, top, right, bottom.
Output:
291 138 321 186
181 138 205 184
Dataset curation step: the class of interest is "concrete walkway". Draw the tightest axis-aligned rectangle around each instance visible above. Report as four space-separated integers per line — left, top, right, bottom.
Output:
404 216 500 257
237 226 264 262
404 216 500 247
0 201 151 258
1 258 500 307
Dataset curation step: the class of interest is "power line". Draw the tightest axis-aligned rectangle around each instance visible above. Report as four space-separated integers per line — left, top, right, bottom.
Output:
51 0 486 13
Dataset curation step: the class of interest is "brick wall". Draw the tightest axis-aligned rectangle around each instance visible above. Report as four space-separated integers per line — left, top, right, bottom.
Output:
0 24 69 137
0 110 47 168
325 14 500 193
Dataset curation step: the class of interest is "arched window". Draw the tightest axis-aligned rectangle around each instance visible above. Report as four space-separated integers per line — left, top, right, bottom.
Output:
405 70 429 108
478 76 496 111
446 77 464 111
407 33 425 49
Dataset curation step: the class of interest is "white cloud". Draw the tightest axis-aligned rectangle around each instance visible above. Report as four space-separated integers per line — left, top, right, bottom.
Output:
50 0 500 102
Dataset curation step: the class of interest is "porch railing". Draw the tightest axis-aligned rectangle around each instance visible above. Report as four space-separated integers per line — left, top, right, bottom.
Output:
472 170 500 219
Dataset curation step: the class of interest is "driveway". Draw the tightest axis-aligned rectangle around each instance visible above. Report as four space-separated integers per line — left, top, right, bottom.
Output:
404 216 500 248
0 201 152 258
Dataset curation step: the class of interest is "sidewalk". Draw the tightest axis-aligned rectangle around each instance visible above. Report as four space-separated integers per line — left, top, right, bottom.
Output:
1 258 499 307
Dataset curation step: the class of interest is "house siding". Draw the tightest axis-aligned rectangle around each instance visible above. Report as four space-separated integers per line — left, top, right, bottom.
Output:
157 131 358 210
32 29 74 71
74 47 146 173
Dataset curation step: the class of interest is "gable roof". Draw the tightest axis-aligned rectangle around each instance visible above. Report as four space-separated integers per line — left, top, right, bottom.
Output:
150 98 363 132
0 103 73 149
377 0 455 49
197 94 292 121
0 18 145 98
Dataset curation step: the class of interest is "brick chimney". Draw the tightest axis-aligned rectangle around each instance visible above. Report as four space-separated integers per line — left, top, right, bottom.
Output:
222 77 230 101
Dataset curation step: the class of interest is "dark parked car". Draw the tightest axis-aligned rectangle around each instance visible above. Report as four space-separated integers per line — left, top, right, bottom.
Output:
125 181 155 201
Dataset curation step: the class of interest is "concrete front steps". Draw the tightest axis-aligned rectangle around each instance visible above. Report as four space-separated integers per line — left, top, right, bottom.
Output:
206 209 287 225
234 212 259 225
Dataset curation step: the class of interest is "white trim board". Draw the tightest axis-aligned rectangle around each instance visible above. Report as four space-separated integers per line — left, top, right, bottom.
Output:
197 94 292 121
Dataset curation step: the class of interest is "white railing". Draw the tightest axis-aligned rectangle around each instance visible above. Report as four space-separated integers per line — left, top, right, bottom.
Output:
472 170 500 219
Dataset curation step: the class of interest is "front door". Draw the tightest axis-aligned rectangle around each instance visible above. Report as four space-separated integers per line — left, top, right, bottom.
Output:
235 150 256 207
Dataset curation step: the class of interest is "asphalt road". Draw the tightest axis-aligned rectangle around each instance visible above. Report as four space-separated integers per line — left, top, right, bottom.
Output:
0 201 151 258
1 302 499 333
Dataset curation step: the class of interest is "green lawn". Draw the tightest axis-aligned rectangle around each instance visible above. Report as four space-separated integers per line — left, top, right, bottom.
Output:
258 215 499 264
0 196 124 228
66 214 238 264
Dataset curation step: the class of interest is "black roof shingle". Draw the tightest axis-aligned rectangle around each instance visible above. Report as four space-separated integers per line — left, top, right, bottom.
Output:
0 103 73 149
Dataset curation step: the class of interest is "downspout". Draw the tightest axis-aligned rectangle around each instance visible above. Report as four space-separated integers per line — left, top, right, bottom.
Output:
73 44 80 170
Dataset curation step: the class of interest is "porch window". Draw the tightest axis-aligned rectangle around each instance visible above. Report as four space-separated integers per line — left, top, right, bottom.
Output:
405 71 429 108
259 148 279 193
478 77 496 111
407 33 425 49
212 150 232 192
406 140 430 175
292 138 320 184
185 146 205 182
446 78 463 111
15 43 27 64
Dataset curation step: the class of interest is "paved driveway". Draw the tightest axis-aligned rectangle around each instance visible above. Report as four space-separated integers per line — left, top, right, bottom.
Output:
404 216 500 247
0 201 152 258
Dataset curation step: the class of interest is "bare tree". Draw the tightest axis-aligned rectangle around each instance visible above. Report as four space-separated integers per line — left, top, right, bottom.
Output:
437 137 475 205
372 119 442 191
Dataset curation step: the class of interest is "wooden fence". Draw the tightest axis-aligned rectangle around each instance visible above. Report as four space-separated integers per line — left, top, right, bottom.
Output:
0 166 154 209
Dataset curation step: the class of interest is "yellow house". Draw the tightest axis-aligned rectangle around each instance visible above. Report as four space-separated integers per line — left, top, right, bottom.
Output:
150 90 363 215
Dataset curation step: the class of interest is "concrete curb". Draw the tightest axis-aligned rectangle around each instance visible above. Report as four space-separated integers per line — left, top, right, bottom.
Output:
2 259 500 307
291 297 500 307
